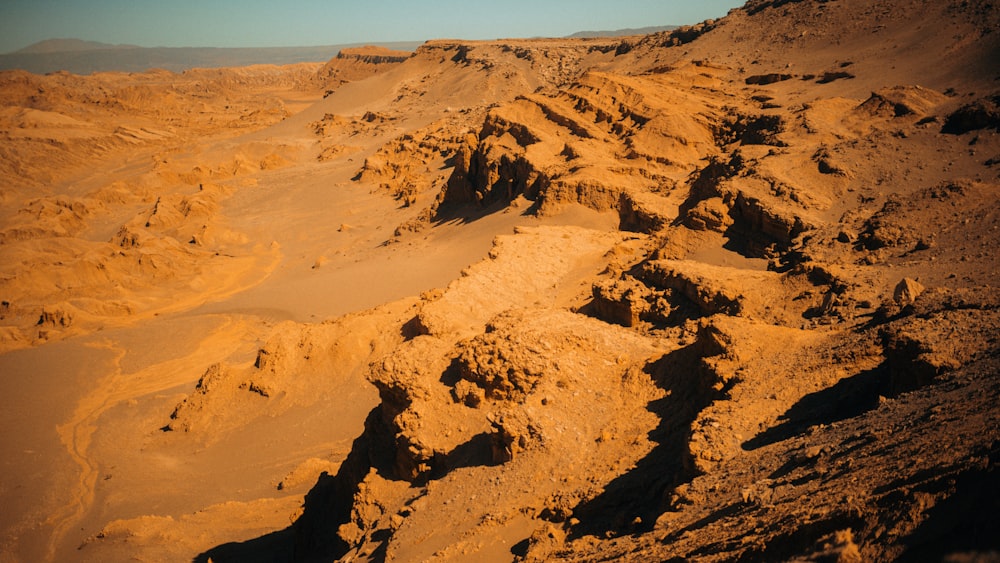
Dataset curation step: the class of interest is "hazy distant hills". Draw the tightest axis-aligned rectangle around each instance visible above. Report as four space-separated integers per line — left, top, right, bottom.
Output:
0 41 424 74
1 26 679 75
15 38 142 54
567 25 677 38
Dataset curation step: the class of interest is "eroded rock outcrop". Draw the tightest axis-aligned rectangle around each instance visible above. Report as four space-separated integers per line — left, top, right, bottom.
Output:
315 46 412 92
438 69 726 230
883 287 1000 394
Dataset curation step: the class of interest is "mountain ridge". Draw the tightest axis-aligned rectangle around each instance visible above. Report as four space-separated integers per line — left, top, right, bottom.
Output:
1 23 684 75
14 38 141 54
566 25 678 38
0 41 425 74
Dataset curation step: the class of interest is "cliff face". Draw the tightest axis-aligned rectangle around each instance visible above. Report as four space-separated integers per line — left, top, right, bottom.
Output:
336 46 411 65
315 46 413 91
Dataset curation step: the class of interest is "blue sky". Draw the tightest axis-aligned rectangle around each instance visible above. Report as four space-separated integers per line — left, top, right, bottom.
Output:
0 0 745 53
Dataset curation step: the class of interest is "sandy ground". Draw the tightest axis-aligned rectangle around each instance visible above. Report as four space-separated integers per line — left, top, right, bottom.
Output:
0 42 625 561
1 2 999 561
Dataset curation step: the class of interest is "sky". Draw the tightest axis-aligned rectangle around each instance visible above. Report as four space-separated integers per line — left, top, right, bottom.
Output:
0 0 745 53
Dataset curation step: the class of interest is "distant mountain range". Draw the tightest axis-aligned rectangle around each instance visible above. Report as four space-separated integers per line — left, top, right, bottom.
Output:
15 38 143 54
1 26 678 75
0 40 425 75
567 25 677 38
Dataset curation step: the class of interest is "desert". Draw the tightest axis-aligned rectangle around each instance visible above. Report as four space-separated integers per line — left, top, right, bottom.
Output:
0 0 999 561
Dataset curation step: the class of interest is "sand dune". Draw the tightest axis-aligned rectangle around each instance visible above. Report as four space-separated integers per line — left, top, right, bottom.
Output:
1 1 999 561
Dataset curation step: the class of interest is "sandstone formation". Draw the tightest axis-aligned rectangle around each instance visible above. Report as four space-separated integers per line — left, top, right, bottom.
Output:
315 46 413 94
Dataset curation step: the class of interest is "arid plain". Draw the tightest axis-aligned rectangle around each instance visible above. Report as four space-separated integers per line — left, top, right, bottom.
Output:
1 0 999 561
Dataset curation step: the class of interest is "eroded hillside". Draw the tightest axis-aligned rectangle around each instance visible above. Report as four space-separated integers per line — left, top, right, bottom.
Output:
0 1 998 562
